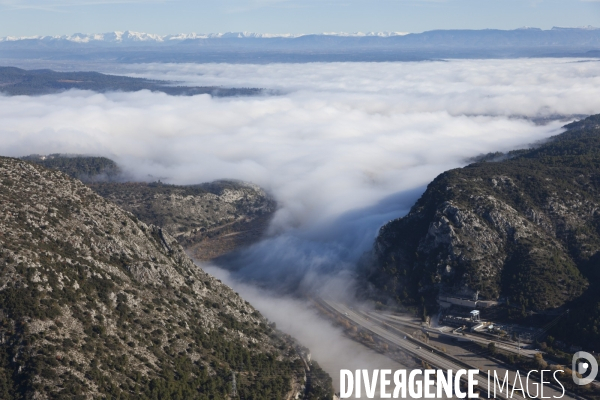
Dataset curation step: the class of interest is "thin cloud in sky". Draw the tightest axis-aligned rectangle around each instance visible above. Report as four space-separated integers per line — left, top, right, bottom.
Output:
222 0 292 13
0 0 170 3
222 0 449 14
0 0 173 10
0 0 591 10
221 0 355 13
0 0 597 36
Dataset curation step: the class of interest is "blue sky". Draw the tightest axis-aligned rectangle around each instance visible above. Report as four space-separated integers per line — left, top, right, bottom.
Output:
0 0 599 36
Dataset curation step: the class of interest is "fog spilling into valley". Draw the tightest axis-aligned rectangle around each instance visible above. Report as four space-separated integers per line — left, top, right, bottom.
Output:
203 265 408 397
3 58 600 392
2 59 600 286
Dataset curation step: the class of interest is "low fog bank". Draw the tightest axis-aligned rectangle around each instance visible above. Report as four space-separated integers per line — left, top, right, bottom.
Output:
203 265 408 397
3 59 598 393
1 59 599 289
216 186 427 291
115 58 600 119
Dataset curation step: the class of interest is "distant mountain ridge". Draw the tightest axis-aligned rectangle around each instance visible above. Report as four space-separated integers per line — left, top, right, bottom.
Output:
0 67 262 96
21 154 277 262
0 27 597 44
0 30 409 43
2 27 599 63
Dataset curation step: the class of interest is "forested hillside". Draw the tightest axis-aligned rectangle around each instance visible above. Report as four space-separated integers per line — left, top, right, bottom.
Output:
21 154 121 182
0 67 261 97
364 114 600 348
23 155 276 261
0 157 331 399
90 181 276 261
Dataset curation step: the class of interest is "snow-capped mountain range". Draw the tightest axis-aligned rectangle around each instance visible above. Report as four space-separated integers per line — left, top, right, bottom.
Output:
1 27 599 44
0 30 410 43
1 27 599 63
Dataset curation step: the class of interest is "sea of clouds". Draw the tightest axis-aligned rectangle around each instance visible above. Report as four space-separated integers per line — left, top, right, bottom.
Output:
3 59 600 287
3 58 600 394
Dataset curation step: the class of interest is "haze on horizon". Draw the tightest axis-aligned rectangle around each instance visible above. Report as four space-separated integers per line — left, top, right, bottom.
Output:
0 0 598 37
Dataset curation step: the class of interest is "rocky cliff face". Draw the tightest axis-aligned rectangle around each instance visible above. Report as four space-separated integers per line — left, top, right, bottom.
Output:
20 154 121 183
365 115 600 314
22 155 277 261
90 181 276 261
0 157 328 399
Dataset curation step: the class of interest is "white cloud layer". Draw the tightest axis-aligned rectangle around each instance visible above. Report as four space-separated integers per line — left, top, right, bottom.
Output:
203 264 405 394
2 58 600 385
0 0 171 8
2 58 600 284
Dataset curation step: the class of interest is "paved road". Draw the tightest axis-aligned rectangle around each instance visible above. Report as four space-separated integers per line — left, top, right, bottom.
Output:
324 300 518 399
372 309 600 396
372 311 538 358
323 299 573 400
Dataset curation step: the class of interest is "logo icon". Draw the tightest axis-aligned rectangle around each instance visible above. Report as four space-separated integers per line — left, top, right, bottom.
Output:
572 351 598 385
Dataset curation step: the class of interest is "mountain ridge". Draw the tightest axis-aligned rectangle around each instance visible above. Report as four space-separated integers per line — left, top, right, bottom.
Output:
3 27 600 63
1 27 597 44
0 67 262 96
362 114 600 347
21 154 277 262
0 155 332 399
0 31 410 43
